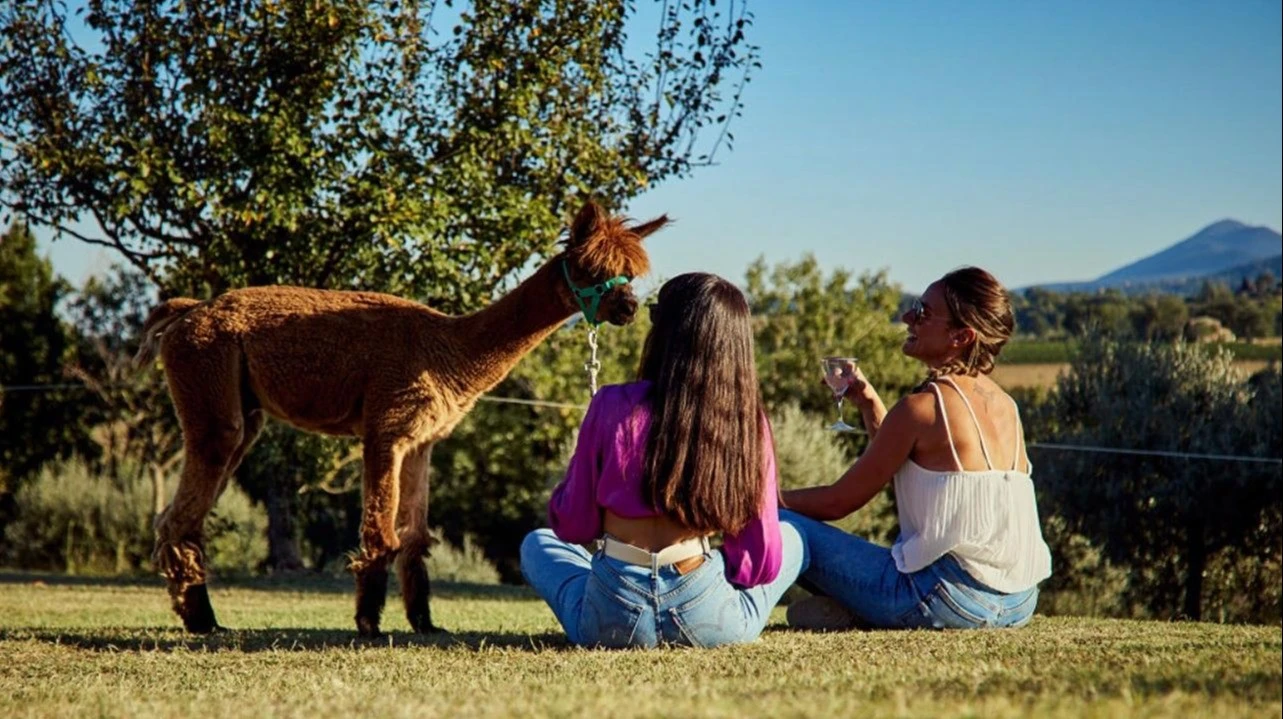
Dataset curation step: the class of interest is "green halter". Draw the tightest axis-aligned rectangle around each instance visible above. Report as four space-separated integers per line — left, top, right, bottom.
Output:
561 259 631 327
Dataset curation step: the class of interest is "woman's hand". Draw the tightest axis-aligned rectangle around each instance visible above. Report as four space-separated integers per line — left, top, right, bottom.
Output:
841 365 888 437
844 365 877 406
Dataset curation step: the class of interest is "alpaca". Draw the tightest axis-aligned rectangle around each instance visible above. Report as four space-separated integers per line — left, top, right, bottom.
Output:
134 201 667 637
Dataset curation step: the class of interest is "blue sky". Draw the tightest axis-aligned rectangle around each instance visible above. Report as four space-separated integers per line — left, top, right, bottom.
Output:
39 0 1283 295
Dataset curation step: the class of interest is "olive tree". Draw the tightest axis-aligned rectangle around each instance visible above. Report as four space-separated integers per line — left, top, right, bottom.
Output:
1 0 760 568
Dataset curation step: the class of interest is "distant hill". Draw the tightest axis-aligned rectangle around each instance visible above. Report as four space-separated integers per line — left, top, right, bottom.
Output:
1026 220 1282 296
1137 253 1283 296
1098 220 1280 283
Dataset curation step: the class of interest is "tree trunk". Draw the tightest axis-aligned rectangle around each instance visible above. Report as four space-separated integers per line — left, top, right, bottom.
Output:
151 464 167 518
264 476 305 572
1182 513 1206 621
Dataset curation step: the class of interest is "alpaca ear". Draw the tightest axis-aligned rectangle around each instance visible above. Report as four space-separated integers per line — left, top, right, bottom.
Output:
629 215 671 240
569 201 607 247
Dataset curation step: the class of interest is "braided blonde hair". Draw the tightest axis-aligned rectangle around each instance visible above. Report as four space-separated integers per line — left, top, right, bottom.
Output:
920 267 1014 387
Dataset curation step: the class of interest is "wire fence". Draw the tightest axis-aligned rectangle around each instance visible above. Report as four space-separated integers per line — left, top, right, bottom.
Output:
3 380 1281 465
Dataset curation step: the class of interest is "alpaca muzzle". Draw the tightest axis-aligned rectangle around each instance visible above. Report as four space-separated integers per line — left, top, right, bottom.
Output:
561 259 633 327
602 287 639 326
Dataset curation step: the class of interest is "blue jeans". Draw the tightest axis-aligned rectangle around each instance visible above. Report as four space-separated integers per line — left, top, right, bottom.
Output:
780 510 1038 629
520 523 805 648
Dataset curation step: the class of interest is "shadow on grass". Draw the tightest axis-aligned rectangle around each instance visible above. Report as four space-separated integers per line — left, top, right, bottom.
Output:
0 625 572 654
0 570 533 602
0 570 165 589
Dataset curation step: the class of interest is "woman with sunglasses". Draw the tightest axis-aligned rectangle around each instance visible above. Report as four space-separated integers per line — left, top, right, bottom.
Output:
520 272 803 647
781 266 1052 630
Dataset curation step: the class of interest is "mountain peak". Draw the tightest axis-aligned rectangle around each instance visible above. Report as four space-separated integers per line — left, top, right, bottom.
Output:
1094 220 1280 285
1021 218 1281 295
1197 219 1250 236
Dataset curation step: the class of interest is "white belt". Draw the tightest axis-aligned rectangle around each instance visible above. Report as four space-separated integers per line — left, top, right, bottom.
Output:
599 535 711 570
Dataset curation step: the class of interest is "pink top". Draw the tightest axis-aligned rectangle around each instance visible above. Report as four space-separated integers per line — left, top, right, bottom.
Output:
547 381 783 588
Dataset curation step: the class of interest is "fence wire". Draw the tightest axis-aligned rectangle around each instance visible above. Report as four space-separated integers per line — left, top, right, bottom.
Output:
3 381 1280 465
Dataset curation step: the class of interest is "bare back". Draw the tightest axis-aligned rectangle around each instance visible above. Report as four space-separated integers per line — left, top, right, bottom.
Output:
909 375 1028 474
603 510 707 551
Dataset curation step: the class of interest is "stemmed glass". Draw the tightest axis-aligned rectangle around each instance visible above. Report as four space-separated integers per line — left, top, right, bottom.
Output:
821 357 861 433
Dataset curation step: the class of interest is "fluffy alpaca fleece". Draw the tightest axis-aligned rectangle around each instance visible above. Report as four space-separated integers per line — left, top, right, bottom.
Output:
135 201 666 637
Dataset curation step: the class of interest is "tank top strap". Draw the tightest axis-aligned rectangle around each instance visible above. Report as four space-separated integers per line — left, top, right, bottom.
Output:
1010 395 1026 472
926 382 964 472
935 376 994 471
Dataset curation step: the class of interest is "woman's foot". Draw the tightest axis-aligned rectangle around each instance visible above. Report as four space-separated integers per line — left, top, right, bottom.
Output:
786 595 858 631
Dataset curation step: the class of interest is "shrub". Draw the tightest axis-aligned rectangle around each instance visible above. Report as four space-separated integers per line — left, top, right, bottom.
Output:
426 529 502 585
3 457 152 573
1036 515 1131 618
770 403 896 544
202 483 270 575
3 457 268 575
1036 338 1281 623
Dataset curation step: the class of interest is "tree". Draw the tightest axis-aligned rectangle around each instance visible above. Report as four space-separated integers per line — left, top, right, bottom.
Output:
1 0 758 307
0 222 95 495
1062 291 1133 339
1229 298 1273 342
1193 281 1238 331
1129 294 1188 342
745 255 920 420
62 266 180 519
1016 287 1067 338
1037 338 1281 621
1254 271 1277 297
2 0 759 568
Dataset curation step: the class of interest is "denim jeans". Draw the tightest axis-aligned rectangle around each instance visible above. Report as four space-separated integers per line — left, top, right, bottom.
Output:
519 523 804 648
780 510 1038 629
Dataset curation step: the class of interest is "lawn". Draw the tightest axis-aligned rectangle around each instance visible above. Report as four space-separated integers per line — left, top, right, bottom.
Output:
1 572 1279 718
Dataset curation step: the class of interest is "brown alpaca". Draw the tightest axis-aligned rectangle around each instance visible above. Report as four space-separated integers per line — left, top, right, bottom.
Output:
134 201 666 637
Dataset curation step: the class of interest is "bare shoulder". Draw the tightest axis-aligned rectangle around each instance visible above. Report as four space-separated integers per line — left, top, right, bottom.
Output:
893 389 939 426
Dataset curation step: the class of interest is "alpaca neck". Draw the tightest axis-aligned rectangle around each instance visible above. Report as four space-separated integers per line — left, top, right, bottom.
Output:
452 259 577 392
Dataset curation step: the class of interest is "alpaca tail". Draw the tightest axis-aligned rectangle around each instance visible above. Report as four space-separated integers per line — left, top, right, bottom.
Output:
133 298 204 371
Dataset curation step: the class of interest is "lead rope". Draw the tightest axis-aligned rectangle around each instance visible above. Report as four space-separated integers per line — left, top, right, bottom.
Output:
584 327 601 397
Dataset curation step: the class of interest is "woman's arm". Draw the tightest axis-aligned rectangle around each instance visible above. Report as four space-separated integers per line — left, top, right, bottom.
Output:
846 366 889 437
781 392 932 521
547 389 613 543
722 421 784 588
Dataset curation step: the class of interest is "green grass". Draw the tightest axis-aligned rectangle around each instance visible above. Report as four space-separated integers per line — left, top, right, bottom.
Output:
1001 339 1282 365
1 571 1279 718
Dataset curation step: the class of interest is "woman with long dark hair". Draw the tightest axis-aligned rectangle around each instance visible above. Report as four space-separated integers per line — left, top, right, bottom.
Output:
783 266 1052 630
521 272 803 647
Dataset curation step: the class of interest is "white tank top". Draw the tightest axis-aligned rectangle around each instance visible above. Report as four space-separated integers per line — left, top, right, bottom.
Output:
890 377 1053 593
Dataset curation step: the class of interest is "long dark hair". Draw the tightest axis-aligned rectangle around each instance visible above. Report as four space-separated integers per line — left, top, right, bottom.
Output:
638 273 766 535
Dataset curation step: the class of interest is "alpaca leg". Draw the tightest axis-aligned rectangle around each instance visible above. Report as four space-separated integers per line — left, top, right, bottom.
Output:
224 409 266 480
203 409 266 512
351 439 404 637
396 443 441 634
154 345 246 634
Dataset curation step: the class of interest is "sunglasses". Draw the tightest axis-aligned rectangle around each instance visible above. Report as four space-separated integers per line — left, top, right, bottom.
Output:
906 297 928 324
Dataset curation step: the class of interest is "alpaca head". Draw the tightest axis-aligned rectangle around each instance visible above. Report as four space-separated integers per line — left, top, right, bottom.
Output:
559 200 668 326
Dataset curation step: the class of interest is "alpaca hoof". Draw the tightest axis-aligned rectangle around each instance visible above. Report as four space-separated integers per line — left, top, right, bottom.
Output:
411 617 446 635
179 584 221 634
406 605 443 635
356 617 382 639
